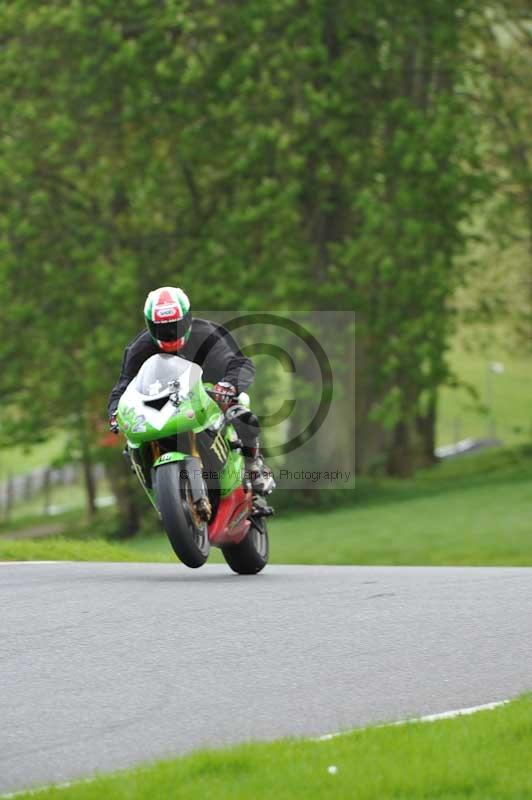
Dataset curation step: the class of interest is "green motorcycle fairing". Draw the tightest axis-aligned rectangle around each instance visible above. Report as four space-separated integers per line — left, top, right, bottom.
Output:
117 354 245 506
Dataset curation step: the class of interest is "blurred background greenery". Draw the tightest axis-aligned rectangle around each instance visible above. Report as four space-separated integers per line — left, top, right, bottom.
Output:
0 1 530 562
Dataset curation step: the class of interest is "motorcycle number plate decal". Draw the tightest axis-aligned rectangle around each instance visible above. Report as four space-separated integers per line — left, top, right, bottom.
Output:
132 415 147 433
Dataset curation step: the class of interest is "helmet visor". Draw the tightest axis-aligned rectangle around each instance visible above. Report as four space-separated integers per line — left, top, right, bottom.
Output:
147 310 191 342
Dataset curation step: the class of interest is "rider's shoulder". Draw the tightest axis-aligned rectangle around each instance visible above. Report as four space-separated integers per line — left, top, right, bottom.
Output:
190 317 228 336
190 316 213 330
189 317 221 337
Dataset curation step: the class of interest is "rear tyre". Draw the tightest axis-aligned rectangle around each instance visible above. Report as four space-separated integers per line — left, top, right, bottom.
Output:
221 517 269 575
153 462 210 568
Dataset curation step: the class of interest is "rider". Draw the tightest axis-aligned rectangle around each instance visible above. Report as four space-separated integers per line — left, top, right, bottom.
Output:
107 286 274 495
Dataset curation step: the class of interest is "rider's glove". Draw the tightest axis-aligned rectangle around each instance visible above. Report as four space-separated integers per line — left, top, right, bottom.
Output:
212 381 237 412
109 415 120 435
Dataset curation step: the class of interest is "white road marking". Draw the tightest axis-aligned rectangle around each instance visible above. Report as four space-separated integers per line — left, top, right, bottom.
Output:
0 561 60 566
398 700 510 724
314 699 510 741
1 778 89 798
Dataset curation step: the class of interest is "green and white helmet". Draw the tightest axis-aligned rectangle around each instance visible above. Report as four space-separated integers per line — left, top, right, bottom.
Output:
144 287 192 352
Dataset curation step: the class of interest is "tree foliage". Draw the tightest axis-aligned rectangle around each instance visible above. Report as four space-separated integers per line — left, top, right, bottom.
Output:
0 0 514 511
459 3 532 351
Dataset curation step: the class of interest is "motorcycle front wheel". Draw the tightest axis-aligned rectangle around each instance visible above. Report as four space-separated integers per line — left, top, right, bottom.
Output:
221 516 269 575
153 462 210 568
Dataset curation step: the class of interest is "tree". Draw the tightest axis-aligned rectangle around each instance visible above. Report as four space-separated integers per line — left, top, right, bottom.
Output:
461 3 532 354
0 0 489 521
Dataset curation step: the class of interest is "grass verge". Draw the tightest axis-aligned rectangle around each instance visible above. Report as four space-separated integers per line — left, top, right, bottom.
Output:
8 695 532 800
127 445 532 566
1 446 531 566
265 445 532 566
437 338 532 446
0 537 163 563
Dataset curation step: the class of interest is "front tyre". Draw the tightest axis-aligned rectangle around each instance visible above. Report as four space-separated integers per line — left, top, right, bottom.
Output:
154 462 210 568
221 517 269 575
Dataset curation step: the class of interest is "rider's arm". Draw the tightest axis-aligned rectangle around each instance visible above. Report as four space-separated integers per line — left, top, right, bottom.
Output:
107 331 158 418
189 320 255 393
210 325 255 392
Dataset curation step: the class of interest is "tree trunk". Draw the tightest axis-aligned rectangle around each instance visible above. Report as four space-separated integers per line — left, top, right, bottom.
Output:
75 406 99 520
80 437 98 520
415 394 438 468
104 452 142 538
387 420 414 478
354 331 393 474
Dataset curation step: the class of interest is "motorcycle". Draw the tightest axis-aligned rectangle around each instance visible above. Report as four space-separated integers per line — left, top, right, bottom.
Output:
116 353 272 573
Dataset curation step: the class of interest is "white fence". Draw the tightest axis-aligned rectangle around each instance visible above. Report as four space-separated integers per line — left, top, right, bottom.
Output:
0 463 106 519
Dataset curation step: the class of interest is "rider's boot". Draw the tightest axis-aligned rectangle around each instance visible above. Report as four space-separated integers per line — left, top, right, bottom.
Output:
244 446 276 495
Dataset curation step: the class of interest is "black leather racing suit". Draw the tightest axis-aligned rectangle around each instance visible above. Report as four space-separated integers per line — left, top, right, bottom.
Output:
108 318 259 452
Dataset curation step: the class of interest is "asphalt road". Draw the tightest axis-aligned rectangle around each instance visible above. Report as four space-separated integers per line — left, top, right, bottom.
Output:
1 562 531 794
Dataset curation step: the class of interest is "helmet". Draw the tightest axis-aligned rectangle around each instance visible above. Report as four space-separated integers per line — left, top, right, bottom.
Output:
144 287 192 352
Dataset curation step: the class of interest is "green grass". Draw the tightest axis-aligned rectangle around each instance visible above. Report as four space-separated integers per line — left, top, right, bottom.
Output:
267 447 532 566
126 446 532 567
0 435 67 480
437 339 532 446
2 446 531 566
0 506 79 534
9 695 532 799
0 537 164 563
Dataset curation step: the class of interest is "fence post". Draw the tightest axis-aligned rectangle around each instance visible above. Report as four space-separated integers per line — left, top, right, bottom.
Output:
43 468 52 515
24 473 33 502
5 475 14 522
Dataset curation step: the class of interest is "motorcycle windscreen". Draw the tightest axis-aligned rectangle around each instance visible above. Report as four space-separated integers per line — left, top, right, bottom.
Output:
134 354 203 398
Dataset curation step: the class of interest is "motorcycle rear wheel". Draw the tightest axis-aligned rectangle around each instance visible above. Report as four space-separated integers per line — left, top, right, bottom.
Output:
153 462 210 568
221 516 269 575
